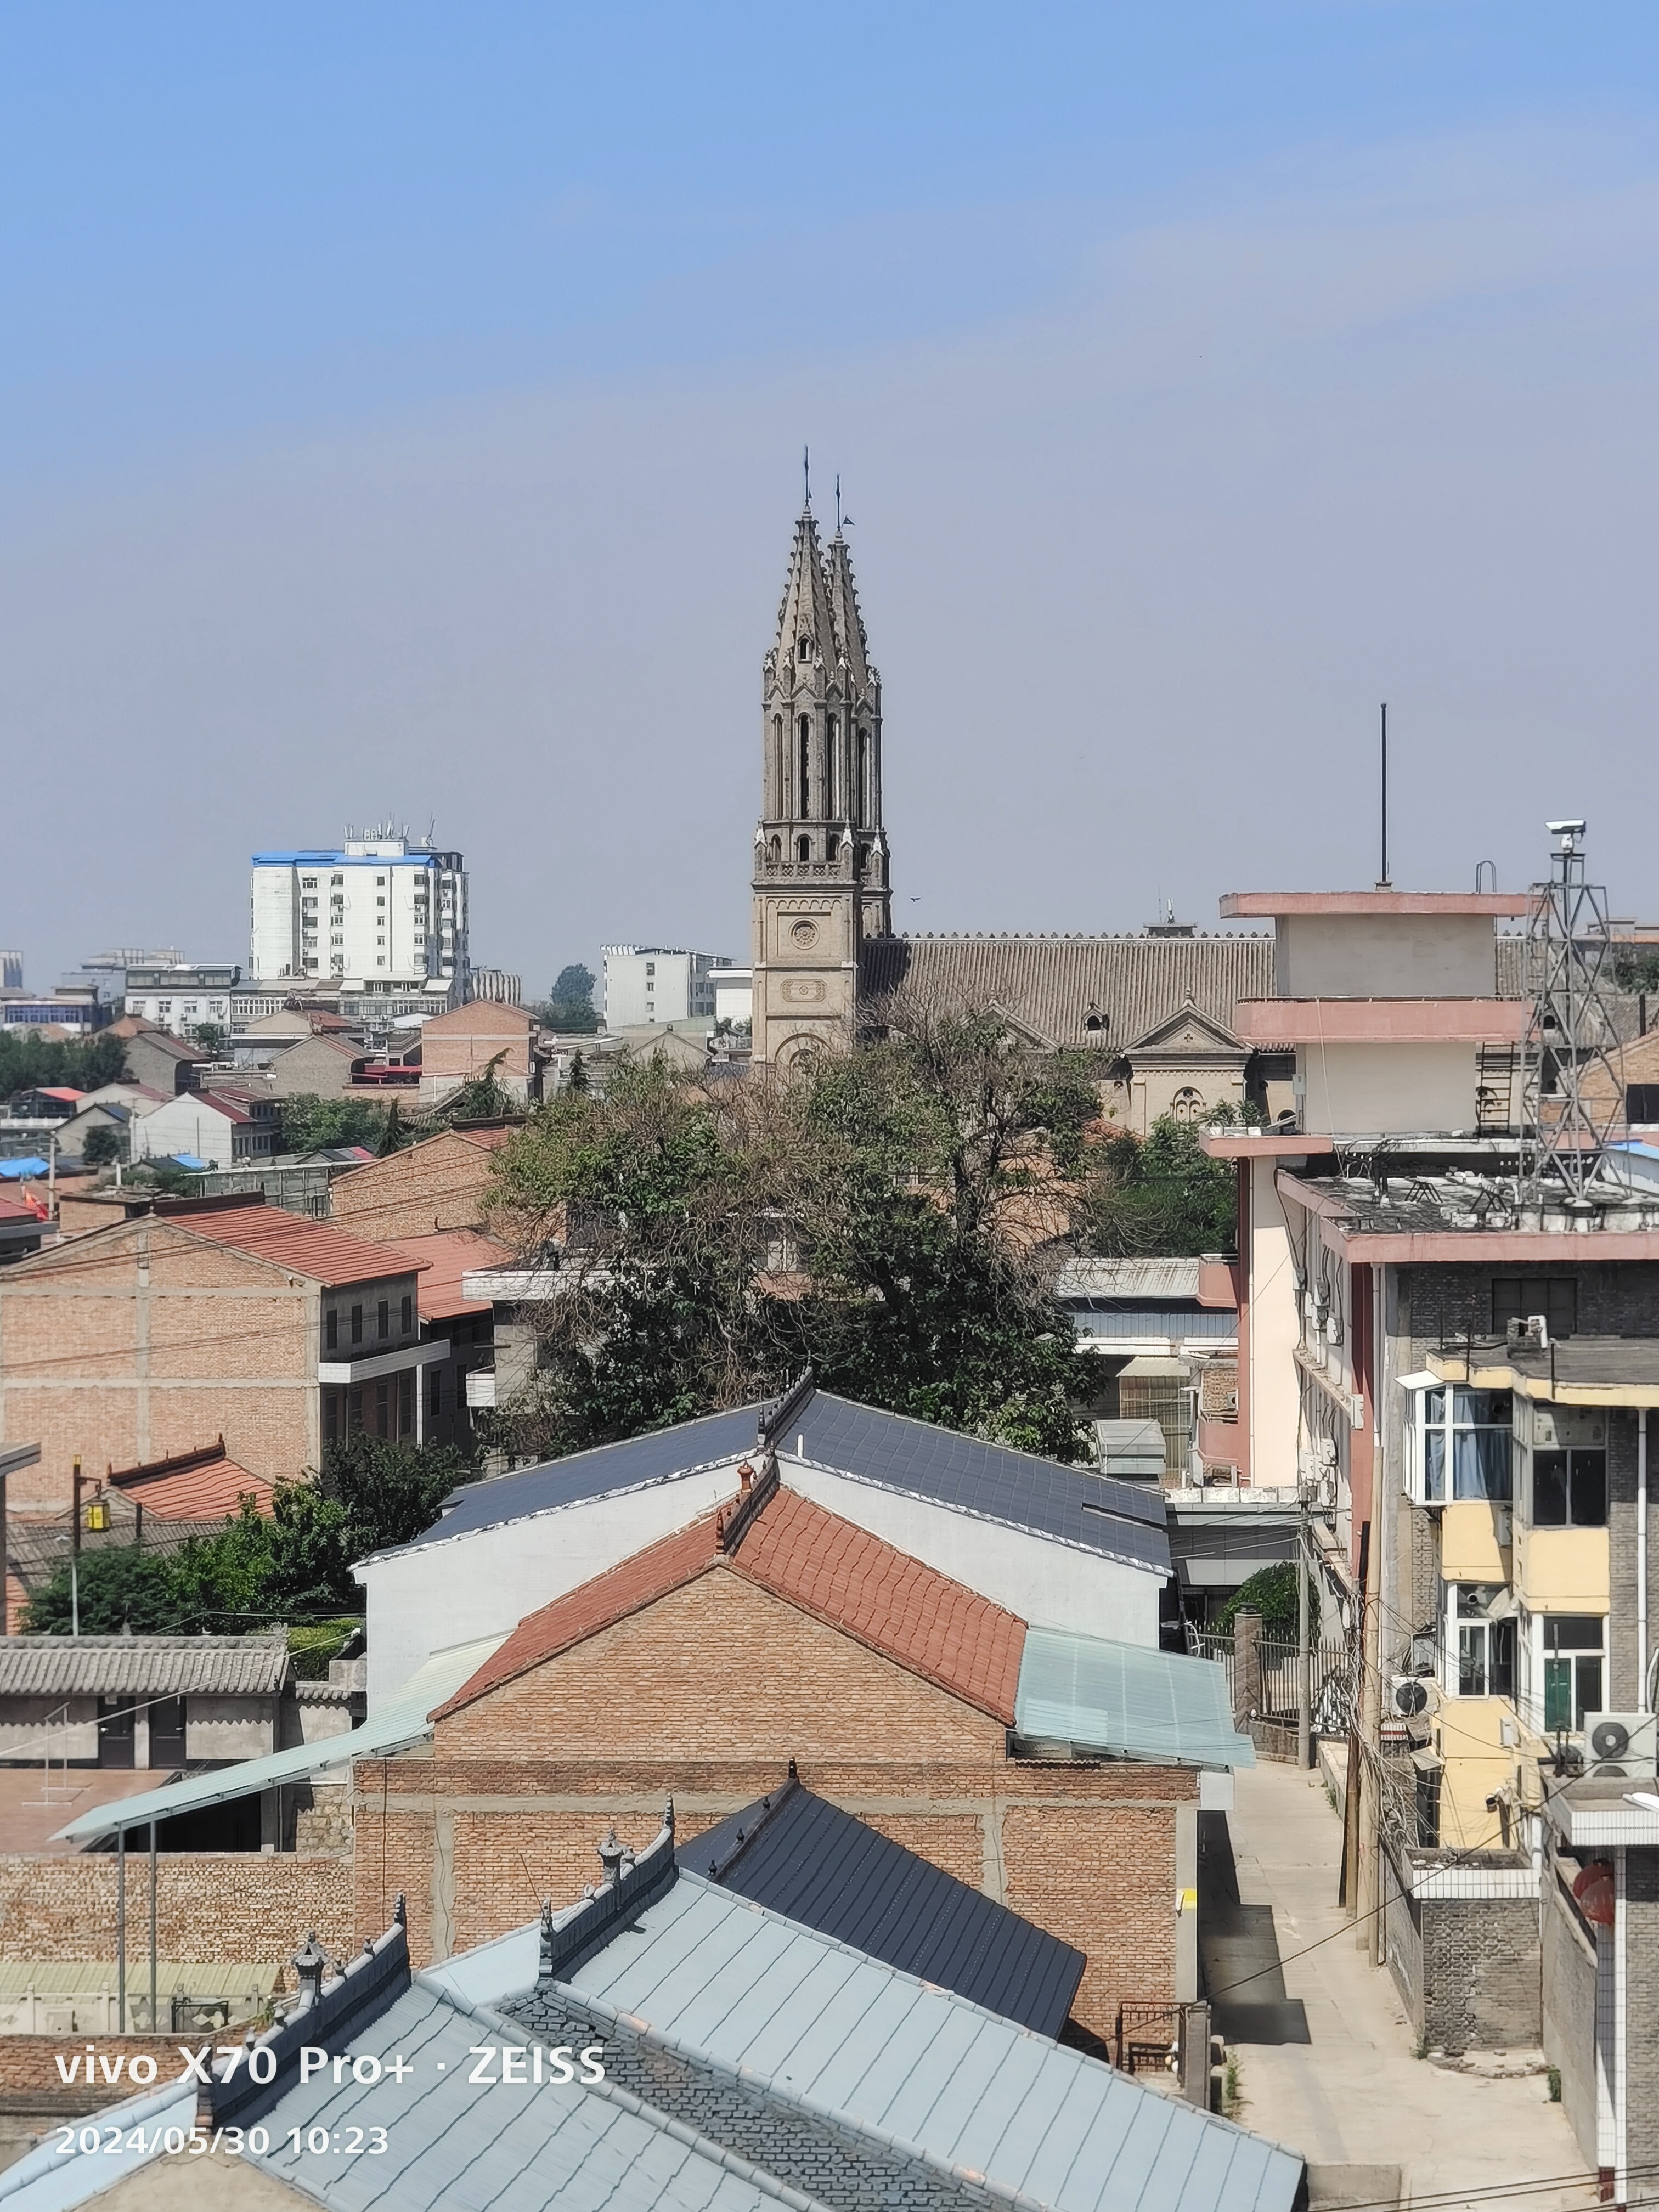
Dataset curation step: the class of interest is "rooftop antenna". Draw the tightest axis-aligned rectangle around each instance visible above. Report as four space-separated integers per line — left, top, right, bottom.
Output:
803 445 811 511
1376 703 1391 889
1522 818 1623 1206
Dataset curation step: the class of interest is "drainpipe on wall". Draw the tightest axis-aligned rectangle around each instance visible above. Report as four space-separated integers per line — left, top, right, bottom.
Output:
1639 1409 1650 1713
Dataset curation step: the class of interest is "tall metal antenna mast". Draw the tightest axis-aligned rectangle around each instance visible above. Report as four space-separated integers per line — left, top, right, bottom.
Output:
803 446 810 510
1522 819 1623 1206
1377 703 1390 889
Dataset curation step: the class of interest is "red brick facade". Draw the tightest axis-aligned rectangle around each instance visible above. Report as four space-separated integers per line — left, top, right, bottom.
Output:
328 1128 511 1239
354 1566 1193 2038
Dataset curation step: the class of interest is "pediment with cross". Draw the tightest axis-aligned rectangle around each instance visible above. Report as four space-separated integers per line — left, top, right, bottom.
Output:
1123 999 1246 1065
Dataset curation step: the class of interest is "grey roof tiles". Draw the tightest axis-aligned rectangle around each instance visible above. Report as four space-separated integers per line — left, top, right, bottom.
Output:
0 1629 290 1700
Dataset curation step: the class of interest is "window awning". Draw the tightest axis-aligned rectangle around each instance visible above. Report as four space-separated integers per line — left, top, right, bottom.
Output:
53 1634 504 1847
1013 1626 1255 1769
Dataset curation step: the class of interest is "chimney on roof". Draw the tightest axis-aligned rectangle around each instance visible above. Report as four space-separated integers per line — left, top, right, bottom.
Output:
292 1932 329 2011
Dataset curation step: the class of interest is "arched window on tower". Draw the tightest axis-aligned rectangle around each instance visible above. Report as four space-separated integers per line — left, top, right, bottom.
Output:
826 833 840 864
825 716 837 818
798 716 811 815
857 730 869 825
768 836 781 865
798 636 811 662
797 834 812 864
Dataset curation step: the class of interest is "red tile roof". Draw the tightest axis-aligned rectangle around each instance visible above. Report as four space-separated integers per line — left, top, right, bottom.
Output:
435 1482 1027 1724
180 1203 425 1288
106 1439 274 1520
380 1228 513 1320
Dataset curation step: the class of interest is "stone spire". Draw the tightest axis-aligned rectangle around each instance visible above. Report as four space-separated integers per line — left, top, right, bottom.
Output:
821 529 870 695
771 506 839 678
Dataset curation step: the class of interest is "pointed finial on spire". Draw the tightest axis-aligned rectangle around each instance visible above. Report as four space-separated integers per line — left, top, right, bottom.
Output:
803 444 811 511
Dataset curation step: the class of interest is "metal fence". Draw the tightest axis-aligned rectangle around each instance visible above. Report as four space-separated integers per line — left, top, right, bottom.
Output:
1194 1631 1355 1737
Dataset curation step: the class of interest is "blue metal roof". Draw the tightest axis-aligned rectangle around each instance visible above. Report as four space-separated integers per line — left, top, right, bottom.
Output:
1015 1626 1254 1769
688 1776 1085 2036
564 1871 1300 2212
394 1387 1171 1577
798 1390 1171 1572
396 1402 766 1554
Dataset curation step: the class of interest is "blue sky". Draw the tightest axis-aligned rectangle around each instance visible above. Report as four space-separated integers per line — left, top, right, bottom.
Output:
4 5 1658 985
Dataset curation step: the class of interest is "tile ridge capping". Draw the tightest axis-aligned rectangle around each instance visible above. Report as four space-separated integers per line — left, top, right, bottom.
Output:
202 1902 411 2129
534 1801 678 1986
550 1875 1227 2212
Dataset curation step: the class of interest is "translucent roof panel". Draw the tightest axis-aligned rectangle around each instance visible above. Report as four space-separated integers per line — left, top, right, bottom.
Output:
1015 1627 1255 1769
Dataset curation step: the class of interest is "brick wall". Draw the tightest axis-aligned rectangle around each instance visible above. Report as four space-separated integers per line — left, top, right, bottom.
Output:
0 1853 354 1968
1541 1861 1598 2170
354 1564 1198 2044
329 1134 499 1239
0 1219 319 1511
1623 1850 1659 2189
1381 1841 1540 2053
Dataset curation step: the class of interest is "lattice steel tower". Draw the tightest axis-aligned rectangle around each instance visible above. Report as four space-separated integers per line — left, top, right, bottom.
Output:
1522 820 1624 1202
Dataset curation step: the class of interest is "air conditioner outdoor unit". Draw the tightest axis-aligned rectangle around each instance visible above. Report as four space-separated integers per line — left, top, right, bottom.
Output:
1585 1712 1658 1778
1391 1675 1441 1720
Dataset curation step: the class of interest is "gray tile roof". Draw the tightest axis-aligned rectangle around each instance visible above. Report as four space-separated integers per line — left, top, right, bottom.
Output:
0 1630 290 1701
687 1775 1086 2036
396 1387 1171 1577
860 932 1274 1050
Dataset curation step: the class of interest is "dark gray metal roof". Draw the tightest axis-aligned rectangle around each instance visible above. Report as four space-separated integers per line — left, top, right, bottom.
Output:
397 1401 765 1553
686 1776 1085 2036
391 1386 1171 1576
797 1390 1171 1572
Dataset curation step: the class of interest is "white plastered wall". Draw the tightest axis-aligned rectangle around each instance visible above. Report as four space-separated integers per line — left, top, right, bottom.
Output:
1249 1155 1304 1488
1298 1040 1477 1136
1275 914 1496 998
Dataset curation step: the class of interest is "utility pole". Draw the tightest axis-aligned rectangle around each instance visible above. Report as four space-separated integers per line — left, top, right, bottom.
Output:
1296 1490 1312 1771
70 1457 82 1640
1354 1520 1383 1950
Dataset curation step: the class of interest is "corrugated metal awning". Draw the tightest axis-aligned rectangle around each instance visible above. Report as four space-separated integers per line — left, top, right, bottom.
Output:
53 1635 504 1846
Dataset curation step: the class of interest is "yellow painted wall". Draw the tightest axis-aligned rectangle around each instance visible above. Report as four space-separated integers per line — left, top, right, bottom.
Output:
1436 1695 1517 1850
1440 1501 1510 1584
1515 1525 1609 1612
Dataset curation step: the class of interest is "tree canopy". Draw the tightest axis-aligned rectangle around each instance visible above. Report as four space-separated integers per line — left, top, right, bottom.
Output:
541 962 599 1034
486 997 1099 1465
275 1093 391 1155
0 1029 126 1101
21 1435 475 1634
1072 1111 1241 1257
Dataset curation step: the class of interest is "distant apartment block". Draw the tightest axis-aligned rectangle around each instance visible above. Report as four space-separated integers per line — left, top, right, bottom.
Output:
123 960 241 1036
249 825 468 1007
601 945 735 1029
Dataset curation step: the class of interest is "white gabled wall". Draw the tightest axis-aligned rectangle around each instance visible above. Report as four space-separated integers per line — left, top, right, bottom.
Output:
783 1458 1165 1646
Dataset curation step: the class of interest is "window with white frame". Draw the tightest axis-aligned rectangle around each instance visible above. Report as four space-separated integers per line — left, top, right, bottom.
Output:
1449 1584 1515 1698
1531 1446 1607 1527
1414 1387 1512 1503
1541 1614 1604 1734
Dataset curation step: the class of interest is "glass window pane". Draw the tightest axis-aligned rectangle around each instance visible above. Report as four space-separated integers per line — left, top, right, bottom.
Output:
1458 1627 1489 1697
1576 1657 1602 1730
1425 1429 1446 1502
1454 1427 1512 1501
1533 1451 1568 1526
1570 1452 1607 1528
1544 1657 1572 1734
1426 1390 1445 1427
1545 1615 1604 1652
1454 1390 1511 1427
1491 1622 1516 1700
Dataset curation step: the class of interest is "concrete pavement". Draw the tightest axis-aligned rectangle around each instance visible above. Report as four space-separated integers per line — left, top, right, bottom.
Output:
1208 1760 1590 2212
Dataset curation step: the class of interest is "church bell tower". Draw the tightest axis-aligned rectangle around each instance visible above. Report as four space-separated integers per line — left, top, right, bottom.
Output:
751 494 891 1067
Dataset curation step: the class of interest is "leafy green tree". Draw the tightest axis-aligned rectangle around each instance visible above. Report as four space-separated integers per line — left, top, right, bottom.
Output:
488 1003 1097 1465
1215 1561 1299 1640
1074 1113 1241 1257
188 1023 228 1057
0 1030 127 1100
319 1432 476 1557
81 1123 125 1167
22 1547 184 1635
431 1051 518 1126
276 1094 389 1155
543 963 599 1034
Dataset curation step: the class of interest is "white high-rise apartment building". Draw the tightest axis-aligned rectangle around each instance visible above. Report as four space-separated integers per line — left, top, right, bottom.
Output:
250 828 469 1001
601 946 734 1030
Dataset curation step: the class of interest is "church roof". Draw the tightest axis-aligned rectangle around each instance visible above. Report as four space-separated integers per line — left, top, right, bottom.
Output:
860 932 1276 1052
772 505 840 673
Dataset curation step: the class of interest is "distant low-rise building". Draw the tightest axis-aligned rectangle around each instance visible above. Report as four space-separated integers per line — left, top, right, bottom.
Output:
416 1000 539 1109
129 1084 280 1170
329 1125 516 1239
122 961 241 1038
105 1018 210 1097
601 946 735 1030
